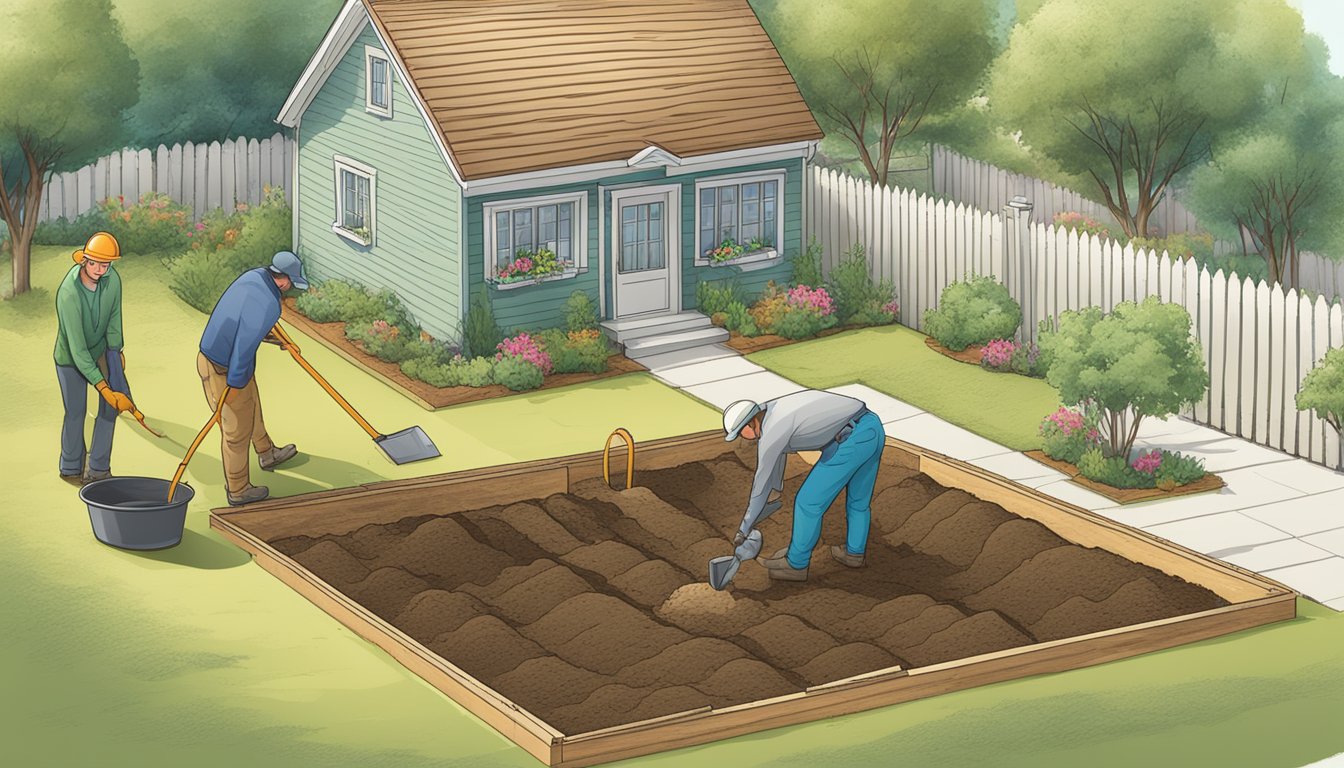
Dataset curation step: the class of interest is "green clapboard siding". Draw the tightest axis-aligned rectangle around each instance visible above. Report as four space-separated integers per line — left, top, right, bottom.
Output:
296 24 463 342
464 161 804 332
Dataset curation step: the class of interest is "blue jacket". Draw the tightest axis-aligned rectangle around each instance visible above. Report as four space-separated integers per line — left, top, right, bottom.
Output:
200 268 282 389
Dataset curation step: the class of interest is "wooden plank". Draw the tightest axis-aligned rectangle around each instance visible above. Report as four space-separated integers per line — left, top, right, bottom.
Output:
180 142 196 220
1296 293 1315 458
1330 304 1344 469
247 138 262 205
1239 277 1258 439
121 147 139 202
221 140 237 212
1310 296 1331 463
138 148 153 199
206 141 223 213
1223 276 1242 438
1279 289 1300 453
102 152 117 204
1208 269 1227 431
1267 287 1286 450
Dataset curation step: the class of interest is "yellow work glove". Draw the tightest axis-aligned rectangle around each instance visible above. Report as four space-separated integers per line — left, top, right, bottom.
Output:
95 380 135 413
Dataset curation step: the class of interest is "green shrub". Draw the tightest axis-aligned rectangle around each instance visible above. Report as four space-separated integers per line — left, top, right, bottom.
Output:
1009 341 1047 378
773 305 835 339
400 356 461 388
923 276 1021 351
1039 297 1207 459
696 279 745 317
1039 406 1102 464
33 210 108 246
98 193 193 254
165 187 288 312
790 237 824 289
1077 447 1152 489
543 329 610 374
345 319 438 363
493 355 544 391
1297 347 1344 467
564 290 599 332
295 280 391 324
1155 451 1207 488
458 356 495 387
463 290 502 358
164 250 254 313
825 243 896 325
724 301 758 335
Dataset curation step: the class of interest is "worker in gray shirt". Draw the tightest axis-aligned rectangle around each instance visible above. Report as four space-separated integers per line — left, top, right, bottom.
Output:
723 389 886 582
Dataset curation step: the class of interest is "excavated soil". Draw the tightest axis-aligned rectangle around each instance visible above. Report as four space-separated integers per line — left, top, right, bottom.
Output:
270 450 1226 735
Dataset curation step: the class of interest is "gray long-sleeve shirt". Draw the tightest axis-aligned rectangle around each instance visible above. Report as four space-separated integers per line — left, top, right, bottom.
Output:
739 390 867 536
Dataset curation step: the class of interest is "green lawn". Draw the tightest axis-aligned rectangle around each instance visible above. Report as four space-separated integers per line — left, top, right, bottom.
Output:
2 247 1342 767
749 324 1060 451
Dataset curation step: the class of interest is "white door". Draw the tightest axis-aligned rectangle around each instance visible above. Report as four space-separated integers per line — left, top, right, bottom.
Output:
613 188 678 318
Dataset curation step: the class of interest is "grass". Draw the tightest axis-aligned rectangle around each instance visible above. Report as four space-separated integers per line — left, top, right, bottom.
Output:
748 324 1060 451
2 247 1342 767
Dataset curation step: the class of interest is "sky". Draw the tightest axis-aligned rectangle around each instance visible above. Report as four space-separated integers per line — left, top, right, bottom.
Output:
1288 0 1344 75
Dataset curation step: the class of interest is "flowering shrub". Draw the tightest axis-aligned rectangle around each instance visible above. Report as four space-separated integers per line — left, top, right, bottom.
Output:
496 332 553 375
1053 211 1111 240
748 281 790 332
923 276 1021 351
345 318 438 363
494 355 545 391
981 338 1018 370
724 301 759 336
1039 406 1102 464
166 186 290 313
1130 449 1163 475
1076 446 1207 490
1010 341 1047 377
94 193 193 254
785 284 835 316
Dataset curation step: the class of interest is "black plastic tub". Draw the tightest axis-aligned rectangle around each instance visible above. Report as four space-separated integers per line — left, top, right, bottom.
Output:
79 477 194 550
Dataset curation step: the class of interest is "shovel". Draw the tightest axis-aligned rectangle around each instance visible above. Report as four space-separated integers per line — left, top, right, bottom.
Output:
708 499 782 590
270 323 440 465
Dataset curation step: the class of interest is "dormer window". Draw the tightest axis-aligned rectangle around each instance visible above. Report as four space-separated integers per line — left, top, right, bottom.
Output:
365 46 392 118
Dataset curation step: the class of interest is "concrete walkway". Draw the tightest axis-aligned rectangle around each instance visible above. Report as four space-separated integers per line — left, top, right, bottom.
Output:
641 343 1344 610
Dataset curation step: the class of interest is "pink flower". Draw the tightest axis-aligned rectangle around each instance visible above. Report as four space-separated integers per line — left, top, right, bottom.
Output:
496 332 553 374
1131 449 1162 475
982 338 1017 368
785 285 834 316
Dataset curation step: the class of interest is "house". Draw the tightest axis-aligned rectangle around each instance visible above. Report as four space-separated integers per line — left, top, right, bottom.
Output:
277 0 823 357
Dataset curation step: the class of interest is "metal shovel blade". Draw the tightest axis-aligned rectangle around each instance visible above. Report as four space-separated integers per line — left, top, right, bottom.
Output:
374 426 441 465
708 555 741 591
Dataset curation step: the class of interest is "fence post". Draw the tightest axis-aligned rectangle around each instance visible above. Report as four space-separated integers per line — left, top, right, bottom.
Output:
1002 195 1034 341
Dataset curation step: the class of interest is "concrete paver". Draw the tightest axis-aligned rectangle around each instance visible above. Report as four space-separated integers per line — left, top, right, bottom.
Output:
1263 557 1344 603
1243 459 1344 496
894 412 1017 462
1240 489 1344 537
681 370 807 410
636 343 738 372
1217 539 1335 573
968 452 1072 486
1303 527 1344 559
824 384 925 424
1101 468 1307 528
1145 512 1292 555
652 356 764 388
1138 436 1298 474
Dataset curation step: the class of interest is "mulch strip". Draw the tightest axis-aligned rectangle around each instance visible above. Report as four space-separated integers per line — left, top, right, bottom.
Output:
279 298 646 411
1023 450 1226 505
723 325 862 355
923 336 985 366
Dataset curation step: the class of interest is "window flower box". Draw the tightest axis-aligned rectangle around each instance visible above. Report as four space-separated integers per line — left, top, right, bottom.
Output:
703 238 778 271
332 223 372 246
491 266 580 291
490 248 579 290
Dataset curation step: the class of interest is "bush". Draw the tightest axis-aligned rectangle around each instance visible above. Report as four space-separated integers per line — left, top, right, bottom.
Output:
463 290 503 358
458 356 495 387
165 186 289 313
98 193 193 254
1297 347 1344 465
400 356 461 388
1053 211 1112 240
848 298 900 327
33 210 107 246
345 319 439 363
549 329 610 374
771 284 838 339
923 276 1021 351
1039 406 1102 465
1077 446 1152 489
826 243 896 325
1039 297 1207 460
1009 341 1047 377
1129 231 1215 264
723 301 758 336
493 355 545 391
696 279 745 317
564 290 599 332
1074 445 1207 491
496 332 553 375
981 338 1017 371
790 236 824 289
296 280 395 325
1154 451 1207 489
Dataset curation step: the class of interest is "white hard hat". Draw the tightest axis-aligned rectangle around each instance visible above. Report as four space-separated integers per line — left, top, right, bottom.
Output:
723 400 762 441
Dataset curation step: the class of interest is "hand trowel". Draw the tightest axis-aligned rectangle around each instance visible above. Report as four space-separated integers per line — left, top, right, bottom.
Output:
708 499 782 590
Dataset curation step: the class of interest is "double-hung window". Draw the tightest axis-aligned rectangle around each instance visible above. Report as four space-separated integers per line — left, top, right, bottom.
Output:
365 46 392 117
483 192 587 281
695 174 784 263
332 156 376 245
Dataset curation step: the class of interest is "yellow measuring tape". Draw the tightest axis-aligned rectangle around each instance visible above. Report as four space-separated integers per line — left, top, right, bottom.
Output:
602 427 635 490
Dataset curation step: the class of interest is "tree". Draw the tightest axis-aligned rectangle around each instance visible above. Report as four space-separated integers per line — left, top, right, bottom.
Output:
1185 43 1344 289
755 0 997 187
988 0 1311 238
1039 298 1208 460
0 0 139 297
1297 347 1344 471
114 0 341 146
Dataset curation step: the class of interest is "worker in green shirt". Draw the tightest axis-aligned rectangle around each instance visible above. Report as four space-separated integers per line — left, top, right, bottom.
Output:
54 232 134 485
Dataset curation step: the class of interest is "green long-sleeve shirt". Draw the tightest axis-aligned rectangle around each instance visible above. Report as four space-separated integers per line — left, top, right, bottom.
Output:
53 264 123 386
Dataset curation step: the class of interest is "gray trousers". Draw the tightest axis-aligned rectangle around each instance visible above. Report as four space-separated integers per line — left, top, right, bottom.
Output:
56 359 116 475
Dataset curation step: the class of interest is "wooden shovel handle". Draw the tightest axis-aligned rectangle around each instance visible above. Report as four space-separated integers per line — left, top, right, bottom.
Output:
167 385 230 503
271 323 381 440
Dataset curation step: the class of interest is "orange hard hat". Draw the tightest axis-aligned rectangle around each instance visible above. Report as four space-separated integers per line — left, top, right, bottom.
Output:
72 232 121 264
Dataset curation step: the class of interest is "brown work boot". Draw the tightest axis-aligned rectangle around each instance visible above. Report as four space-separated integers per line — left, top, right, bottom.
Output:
227 485 270 507
60 472 85 487
258 444 298 471
759 547 808 582
830 545 866 568
83 469 113 485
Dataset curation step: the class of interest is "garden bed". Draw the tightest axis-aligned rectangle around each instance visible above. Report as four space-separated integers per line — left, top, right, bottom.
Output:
280 298 645 410
722 325 859 354
1024 450 1227 504
212 432 1292 767
923 336 985 365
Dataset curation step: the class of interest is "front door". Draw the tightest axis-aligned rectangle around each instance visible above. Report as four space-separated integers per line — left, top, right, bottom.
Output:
613 188 678 318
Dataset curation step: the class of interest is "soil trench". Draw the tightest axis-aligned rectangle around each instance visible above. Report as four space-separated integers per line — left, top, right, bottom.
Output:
271 451 1227 735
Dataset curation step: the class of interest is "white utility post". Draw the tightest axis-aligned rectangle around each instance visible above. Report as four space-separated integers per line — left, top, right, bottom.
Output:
1001 195 1034 342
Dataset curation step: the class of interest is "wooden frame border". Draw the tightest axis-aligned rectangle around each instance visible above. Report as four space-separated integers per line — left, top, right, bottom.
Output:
211 431 1295 768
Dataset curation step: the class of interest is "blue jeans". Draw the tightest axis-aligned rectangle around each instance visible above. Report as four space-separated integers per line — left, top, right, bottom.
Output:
787 411 885 569
56 359 117 476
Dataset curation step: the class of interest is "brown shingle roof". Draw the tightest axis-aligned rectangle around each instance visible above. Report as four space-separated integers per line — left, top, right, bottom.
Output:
366 0 822 181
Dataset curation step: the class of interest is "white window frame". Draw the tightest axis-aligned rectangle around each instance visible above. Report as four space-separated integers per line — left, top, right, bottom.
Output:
483 191 588 284
364 45 393 118
693 171 786 266
332 155 376 246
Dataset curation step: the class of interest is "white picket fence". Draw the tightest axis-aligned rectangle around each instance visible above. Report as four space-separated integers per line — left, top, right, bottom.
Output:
806 166 1344 470
37 132 294 223
929 144 1344 301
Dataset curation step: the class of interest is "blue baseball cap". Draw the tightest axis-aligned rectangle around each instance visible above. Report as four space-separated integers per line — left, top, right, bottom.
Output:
268 250 309 290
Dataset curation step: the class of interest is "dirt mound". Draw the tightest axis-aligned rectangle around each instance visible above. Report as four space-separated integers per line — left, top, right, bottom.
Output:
620 638 750 688
876 603 968 649
483 562 592 624
942 519 1070 597
765 589 881 628
384 516 513 587
560 540 648 580
293 540 369 585
457 558 556 602
914 501 1016 566
1029 577 1207 641
490 656 607 710
691 658 797 706
392 589 485 639
343 566 431 617
622 685 712 726
870 474 945 533
524 593 690 675
739 614 838 669
655 583 770 637
270 534 318 558
884 489 980 546
833 594 940 642
964 546 1165 626
903 610 1033 667
545 683 651 734
429 614 548 679
469 501 585 557
539 494 613 543
797 643 901 686
610 560 692 608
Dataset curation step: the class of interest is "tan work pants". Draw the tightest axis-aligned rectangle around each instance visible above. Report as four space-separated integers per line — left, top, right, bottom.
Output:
197 352 275 495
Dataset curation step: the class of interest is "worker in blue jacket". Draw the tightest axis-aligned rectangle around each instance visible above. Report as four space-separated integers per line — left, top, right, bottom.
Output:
198 251 308 506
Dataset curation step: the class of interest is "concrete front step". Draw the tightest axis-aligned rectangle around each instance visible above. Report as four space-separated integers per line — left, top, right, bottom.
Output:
600 311 713 344
622 326 730 360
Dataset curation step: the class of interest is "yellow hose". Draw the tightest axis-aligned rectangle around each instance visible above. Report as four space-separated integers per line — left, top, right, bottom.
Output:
602 428 635 490
167 385 231 502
